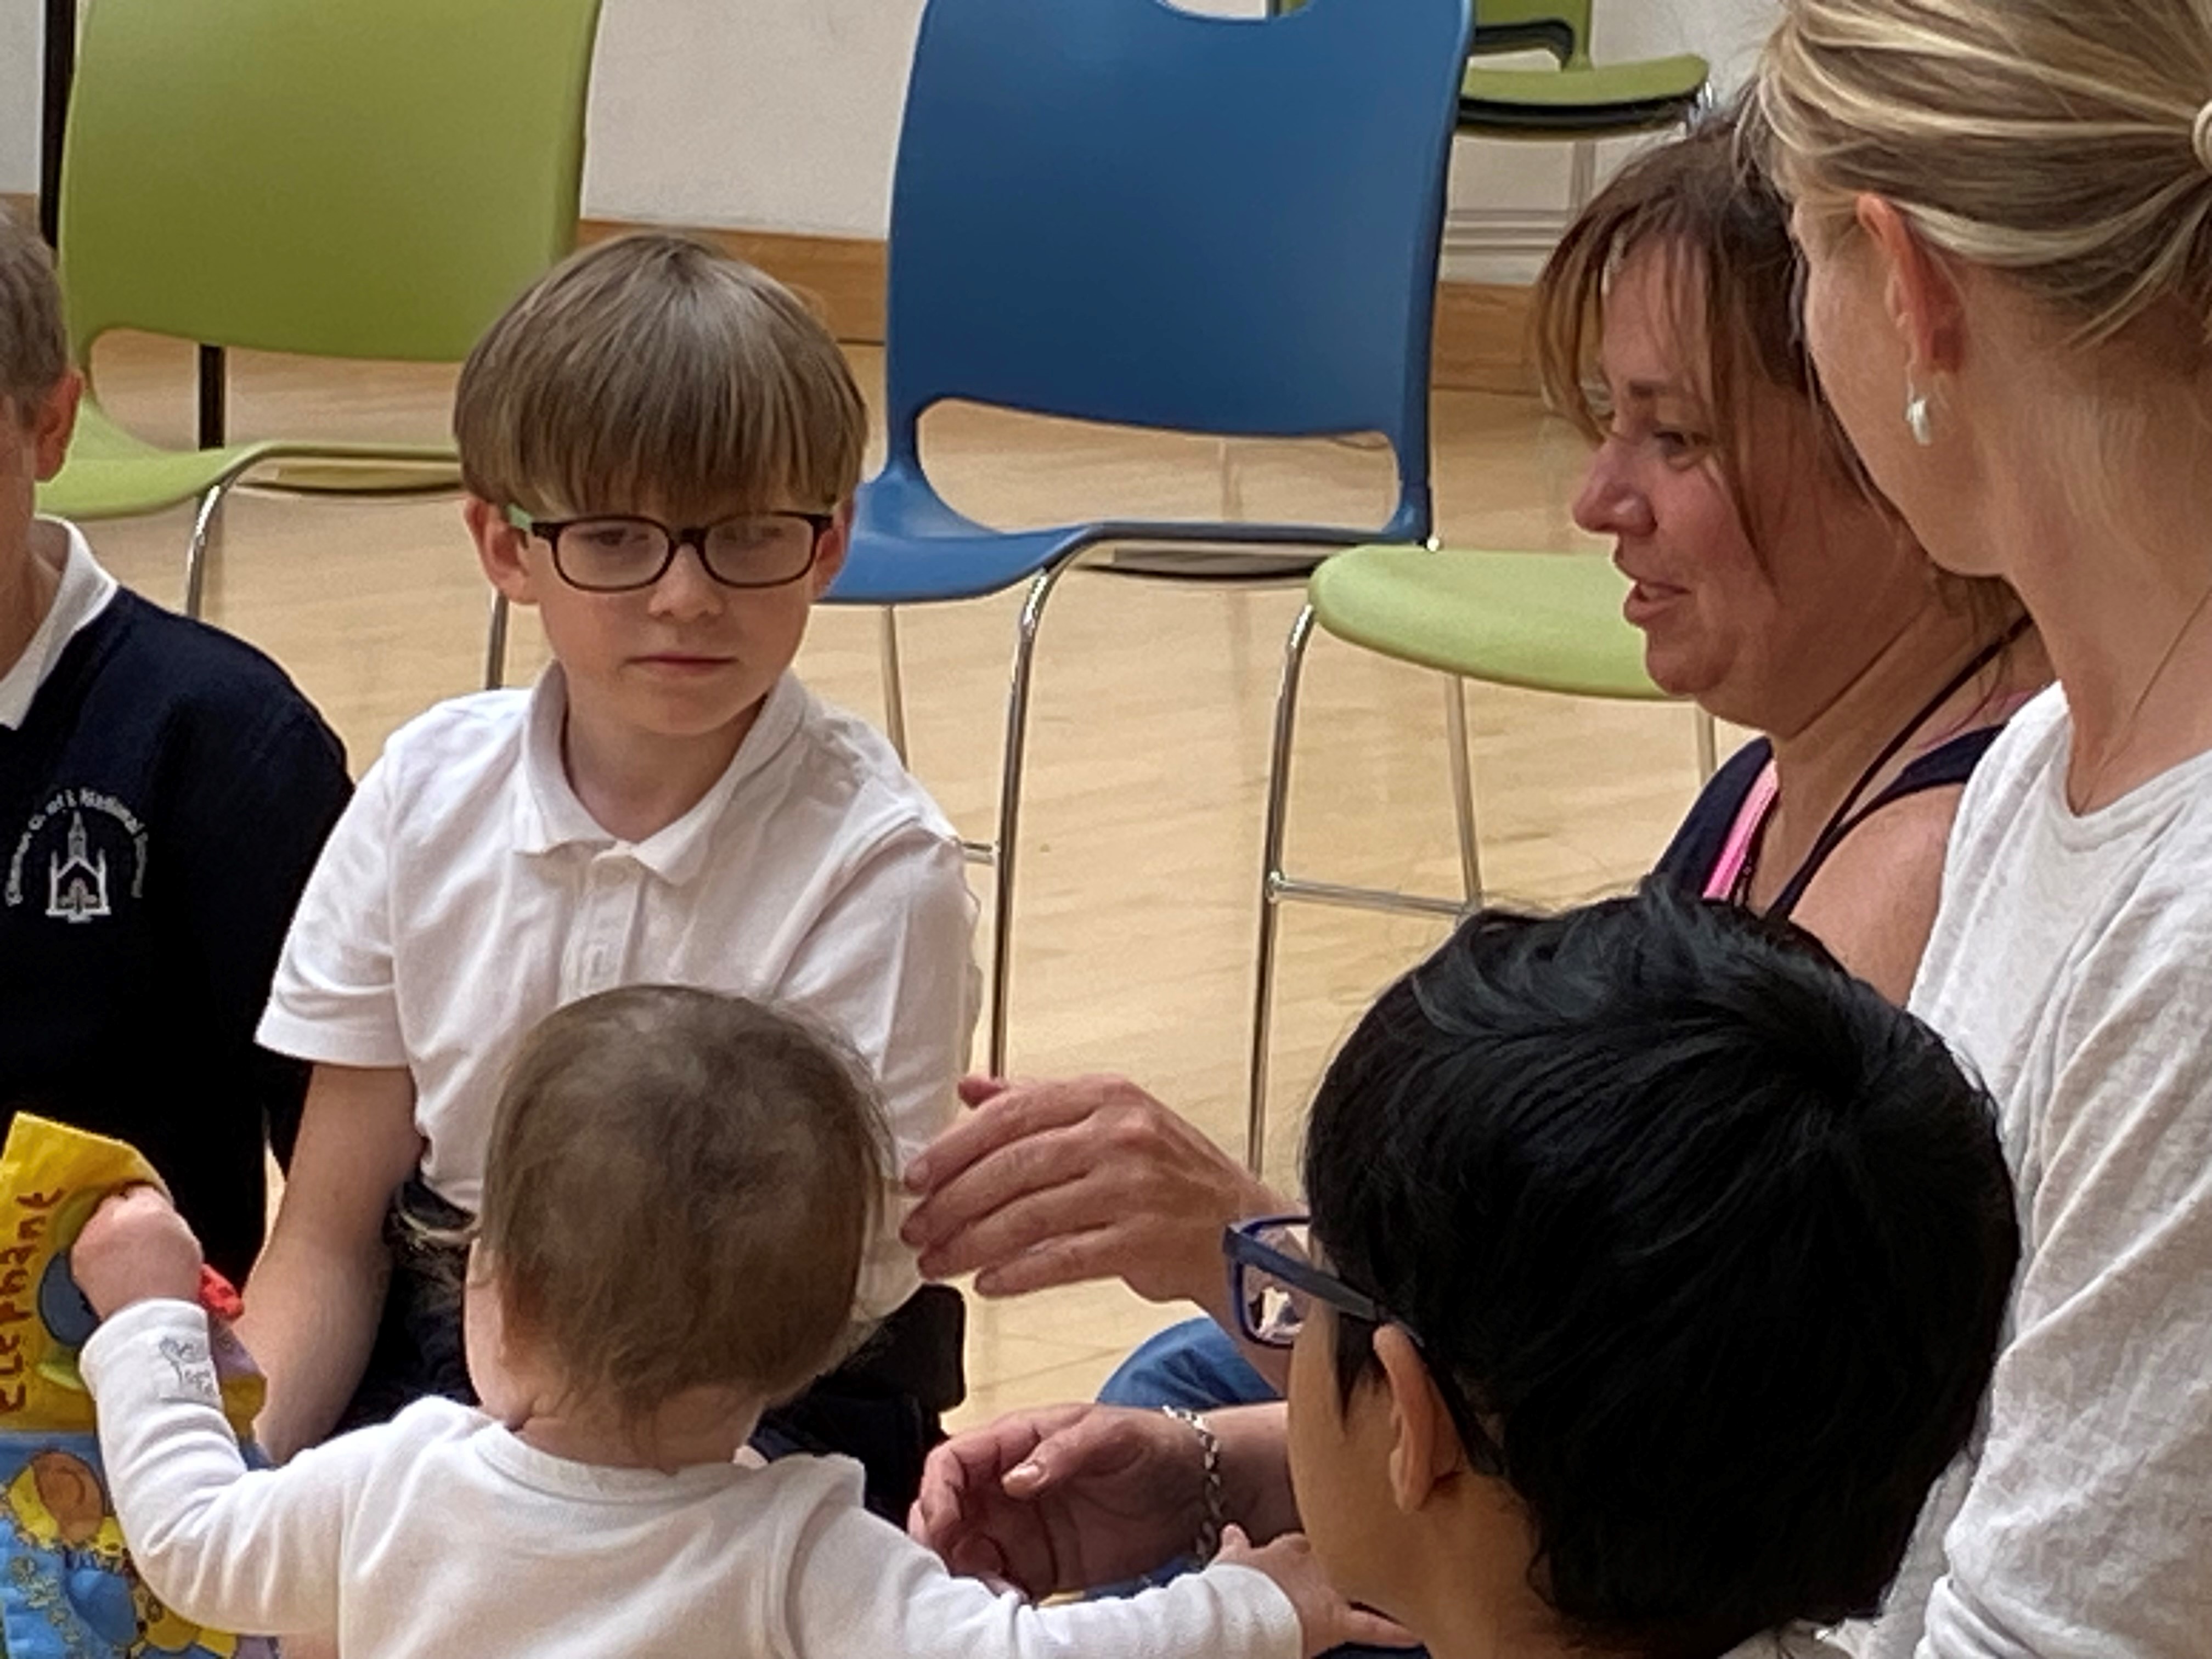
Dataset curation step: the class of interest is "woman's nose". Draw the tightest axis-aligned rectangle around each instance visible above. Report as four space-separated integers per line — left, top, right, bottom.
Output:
1573 443 1655 539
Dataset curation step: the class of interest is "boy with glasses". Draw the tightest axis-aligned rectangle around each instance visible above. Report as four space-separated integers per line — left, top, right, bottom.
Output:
240 235 979 1517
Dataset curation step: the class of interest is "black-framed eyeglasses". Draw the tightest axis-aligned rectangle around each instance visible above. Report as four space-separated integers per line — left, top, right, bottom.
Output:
506 505 834 593
1223 1214 1502 1474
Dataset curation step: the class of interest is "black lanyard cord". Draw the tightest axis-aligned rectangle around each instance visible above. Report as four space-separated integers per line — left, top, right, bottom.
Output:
1752 613 2033 921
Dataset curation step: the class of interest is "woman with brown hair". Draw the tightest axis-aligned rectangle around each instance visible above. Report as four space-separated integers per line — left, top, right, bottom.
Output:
892 110 2047 1413
1541 113 2039 988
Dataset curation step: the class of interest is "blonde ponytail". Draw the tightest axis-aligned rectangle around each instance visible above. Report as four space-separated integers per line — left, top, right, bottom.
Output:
1759 0 2212 345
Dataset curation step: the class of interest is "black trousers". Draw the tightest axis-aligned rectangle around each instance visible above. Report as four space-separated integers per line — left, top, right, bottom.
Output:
340 1178 966 1520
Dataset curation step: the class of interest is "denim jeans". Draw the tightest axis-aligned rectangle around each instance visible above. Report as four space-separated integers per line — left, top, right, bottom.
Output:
1096 1316 1279 1411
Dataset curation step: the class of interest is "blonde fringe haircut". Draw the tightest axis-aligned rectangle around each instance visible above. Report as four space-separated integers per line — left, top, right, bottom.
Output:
1757 0 2212 349
454 233 866 524
0 205 67 426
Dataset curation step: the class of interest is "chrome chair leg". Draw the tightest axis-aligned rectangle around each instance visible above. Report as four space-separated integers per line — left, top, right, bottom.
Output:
880 605 911 765
986 559 1077 1077
1247 602 1318 1175
1444 674 1483 905
1216 437 1244 522
484 592 512 691
1695 706 1718 781
181 480 233 619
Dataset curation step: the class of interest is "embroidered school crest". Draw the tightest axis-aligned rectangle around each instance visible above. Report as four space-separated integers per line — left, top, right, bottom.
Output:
47 815 109 923
4 792 146 926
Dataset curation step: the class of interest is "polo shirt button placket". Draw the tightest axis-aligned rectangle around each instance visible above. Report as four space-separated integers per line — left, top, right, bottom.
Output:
572 854 630 997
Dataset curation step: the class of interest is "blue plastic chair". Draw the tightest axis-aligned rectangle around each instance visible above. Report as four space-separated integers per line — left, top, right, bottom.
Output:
829 0 1474 1073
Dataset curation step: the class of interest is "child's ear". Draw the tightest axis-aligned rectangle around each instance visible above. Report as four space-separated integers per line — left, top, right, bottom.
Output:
29 371 82 482
464 496 541 606
1374 1325 1464 1513
808 501 852 600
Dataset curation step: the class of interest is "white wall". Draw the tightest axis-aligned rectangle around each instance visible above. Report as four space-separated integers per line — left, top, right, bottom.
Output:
582 0 927 238
584 0 1263 235
1 0 41 198
2 0 1776 259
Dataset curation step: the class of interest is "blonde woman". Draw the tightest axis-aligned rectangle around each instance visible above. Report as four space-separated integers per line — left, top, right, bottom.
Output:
1759 3 2212 1656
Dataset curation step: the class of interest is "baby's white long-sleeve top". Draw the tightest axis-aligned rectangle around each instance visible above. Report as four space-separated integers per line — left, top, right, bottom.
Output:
81 1301 1300 1659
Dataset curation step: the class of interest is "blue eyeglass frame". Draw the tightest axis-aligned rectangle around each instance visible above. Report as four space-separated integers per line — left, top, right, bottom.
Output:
1223 1212 1383 1348
1222 1212 1504 1474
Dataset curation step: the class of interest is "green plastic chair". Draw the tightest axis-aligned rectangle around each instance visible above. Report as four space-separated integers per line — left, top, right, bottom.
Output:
1244 544 1716 1170
1460 0 1707 141
1273 1 1706 230
37 0 602 668
1459 1 1708 215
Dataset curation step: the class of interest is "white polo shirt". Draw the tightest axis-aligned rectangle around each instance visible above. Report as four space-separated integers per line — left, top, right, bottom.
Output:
259 667 979 1314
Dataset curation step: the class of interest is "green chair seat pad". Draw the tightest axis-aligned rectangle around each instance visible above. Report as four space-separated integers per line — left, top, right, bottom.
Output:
38 0 597 540
1460 52 1707 110
37 396 456 520
1308 544 1668 701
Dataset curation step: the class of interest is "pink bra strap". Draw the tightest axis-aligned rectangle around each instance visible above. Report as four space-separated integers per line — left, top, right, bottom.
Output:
1703 761 1780 902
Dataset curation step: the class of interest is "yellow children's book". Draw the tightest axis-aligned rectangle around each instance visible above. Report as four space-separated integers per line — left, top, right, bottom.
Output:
0 1114 270 1658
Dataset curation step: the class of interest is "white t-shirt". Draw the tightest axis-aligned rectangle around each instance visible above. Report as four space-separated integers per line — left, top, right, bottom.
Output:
1876 686 2212 1659
259 668 979 1313
81 1299 1299 1659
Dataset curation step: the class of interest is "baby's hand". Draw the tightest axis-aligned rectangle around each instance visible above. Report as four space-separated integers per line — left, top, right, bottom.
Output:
1214 1524 1417 1657
71 1188 205 1318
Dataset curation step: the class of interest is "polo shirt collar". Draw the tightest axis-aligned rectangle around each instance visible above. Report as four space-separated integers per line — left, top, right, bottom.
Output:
0 519 120 731
511 664 808 885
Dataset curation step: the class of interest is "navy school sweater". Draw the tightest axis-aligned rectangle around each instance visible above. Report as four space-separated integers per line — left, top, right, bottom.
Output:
0 589 349 1281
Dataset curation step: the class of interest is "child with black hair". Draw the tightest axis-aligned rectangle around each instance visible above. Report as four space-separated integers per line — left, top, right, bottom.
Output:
61 986 1397 1659
917 889 2023 1659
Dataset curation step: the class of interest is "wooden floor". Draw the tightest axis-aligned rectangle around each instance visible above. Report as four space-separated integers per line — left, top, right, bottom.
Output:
80 332 1716 1425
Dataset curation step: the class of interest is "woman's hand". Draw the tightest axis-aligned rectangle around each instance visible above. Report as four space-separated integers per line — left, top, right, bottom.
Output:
901 1075 1282 1312
71 1188 204 1318
909 1403 1211 1596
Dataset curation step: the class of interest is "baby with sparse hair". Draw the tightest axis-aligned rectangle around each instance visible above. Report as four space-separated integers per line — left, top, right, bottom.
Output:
68 988 1382 1659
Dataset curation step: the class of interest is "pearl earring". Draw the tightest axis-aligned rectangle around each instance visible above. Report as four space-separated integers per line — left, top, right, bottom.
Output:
1905 386 1934 447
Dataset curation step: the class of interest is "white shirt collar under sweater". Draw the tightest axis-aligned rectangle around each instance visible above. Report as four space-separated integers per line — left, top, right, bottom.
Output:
0 518 119 730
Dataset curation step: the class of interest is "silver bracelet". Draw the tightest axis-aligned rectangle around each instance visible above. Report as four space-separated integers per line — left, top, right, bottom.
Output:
1160 1405 1226 1562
